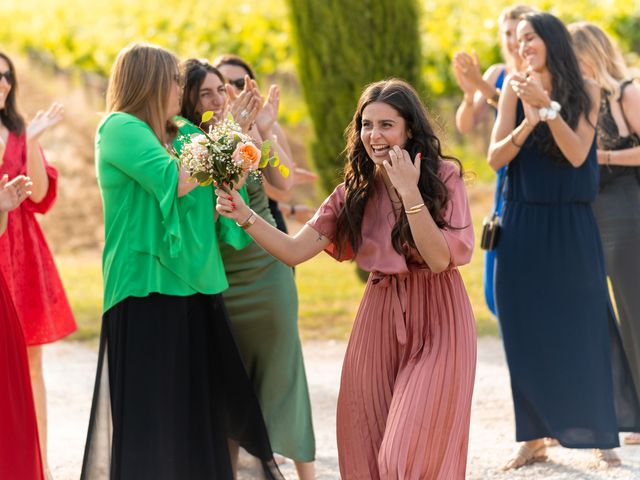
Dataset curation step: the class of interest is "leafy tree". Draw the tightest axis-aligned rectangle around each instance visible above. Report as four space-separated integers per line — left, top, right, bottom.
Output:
286 0 424 192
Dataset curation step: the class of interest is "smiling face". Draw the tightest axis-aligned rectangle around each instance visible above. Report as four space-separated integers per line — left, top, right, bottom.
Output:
0 57 12 111
517 20 547 73
196 72 227 121
360 101 410 165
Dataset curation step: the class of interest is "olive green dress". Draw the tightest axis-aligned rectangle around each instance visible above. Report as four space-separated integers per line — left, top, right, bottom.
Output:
219 177 315 462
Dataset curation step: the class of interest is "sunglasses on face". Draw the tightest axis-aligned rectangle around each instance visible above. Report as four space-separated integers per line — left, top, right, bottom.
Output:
228 78 245 90
0 70 13 83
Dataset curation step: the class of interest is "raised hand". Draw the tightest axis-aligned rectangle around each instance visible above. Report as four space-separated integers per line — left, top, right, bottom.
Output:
0 174 32 211
382 146 422 198
26 102 64 142
255 84 280 135
226 75 261 132
510 70 550 109
453 51 483 94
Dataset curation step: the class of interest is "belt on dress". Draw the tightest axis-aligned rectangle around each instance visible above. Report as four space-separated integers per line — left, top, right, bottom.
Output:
370 271 425 359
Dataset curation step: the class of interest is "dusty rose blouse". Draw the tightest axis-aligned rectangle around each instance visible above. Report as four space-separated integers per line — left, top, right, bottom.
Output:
307 161 474 274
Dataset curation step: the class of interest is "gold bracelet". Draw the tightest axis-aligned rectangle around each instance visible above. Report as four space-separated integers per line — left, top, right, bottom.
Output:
486 88 501 108
405 202 425 215
236 210 257 229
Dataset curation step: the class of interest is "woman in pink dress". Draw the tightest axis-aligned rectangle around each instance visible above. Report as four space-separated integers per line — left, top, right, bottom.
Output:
0 51 76 479
216 79 477 479
0 173 44 480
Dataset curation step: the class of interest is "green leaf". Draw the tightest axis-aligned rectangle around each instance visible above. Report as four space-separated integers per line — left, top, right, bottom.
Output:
201 111 214 124
269 155 280 167
279 165 290 178
192 171 211 183
260 140 272 164
199 178 213 187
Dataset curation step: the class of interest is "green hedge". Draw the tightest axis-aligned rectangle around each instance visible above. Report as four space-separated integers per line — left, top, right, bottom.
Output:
287 0 424 192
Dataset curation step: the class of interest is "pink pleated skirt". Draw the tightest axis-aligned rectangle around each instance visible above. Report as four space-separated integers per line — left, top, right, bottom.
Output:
337 267 477 479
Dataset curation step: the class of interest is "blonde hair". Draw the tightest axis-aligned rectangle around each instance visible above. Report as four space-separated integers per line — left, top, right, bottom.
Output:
498 5 537 69
106 43 178 144
569 22 629 100
498 4 536 24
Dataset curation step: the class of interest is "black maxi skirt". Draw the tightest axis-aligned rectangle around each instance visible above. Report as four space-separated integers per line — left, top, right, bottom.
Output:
80 293 283 480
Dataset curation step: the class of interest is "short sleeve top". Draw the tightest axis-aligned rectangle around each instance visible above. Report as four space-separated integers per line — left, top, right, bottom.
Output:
307 161 474 274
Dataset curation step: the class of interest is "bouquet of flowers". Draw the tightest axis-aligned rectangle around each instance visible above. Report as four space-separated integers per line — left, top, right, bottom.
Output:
178 111 288 192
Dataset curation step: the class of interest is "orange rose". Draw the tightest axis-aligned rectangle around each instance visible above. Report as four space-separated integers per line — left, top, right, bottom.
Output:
236 142 261 172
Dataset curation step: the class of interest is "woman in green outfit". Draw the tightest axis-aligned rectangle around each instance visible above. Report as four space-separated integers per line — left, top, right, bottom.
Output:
80 43 282 480
181 58 316 479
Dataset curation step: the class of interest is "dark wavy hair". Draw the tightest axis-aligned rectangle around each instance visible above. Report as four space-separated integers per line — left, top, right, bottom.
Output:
0 52 25 134
180 58 226 125
522 13 593 164
334 79 463 257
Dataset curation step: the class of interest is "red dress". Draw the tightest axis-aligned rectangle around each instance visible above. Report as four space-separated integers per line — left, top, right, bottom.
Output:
0 270 44 480
0 131 76 344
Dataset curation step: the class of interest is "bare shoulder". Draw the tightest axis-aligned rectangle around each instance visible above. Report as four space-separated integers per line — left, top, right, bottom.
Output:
483 63 506 83
622 81 640 105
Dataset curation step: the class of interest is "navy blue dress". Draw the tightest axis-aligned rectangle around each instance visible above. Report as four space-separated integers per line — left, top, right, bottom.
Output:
495 102 640 448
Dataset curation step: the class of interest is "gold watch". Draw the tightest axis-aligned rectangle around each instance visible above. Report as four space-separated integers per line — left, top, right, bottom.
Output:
236 210 257 230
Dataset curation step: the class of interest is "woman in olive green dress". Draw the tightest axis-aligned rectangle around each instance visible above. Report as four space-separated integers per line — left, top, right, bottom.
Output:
181 58 316 479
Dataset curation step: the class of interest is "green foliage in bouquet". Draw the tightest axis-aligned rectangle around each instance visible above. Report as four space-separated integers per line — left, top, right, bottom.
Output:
179 111 288 192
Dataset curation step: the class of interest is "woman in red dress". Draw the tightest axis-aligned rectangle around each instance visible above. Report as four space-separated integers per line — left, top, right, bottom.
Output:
0 52 76 479
0 173 44 480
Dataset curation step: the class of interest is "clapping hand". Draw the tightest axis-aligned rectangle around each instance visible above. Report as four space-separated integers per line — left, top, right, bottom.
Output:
0 174 32 211
453 51 483 95
255 84 280 136
26 102 64 142
509 70 550 109
382 146 422 198
225 75 261 132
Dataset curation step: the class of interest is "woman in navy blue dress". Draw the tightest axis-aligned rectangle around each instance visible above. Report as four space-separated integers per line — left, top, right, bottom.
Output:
488 12 640 470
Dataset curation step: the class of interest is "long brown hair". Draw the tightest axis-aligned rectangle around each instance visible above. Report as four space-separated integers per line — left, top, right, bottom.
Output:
106 43 178 145
523 13 593 164
335 79 463 257
0 52 25 134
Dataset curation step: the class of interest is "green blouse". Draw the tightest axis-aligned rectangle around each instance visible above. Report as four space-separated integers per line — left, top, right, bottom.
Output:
97 112 228 313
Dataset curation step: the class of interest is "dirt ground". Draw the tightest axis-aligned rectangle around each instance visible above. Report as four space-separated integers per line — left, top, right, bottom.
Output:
46 338 640 480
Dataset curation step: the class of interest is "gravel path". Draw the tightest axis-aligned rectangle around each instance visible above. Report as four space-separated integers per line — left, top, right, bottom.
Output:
46 338 640 479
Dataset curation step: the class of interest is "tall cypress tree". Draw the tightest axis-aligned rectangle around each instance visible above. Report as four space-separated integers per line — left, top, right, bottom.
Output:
287 0 424 193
